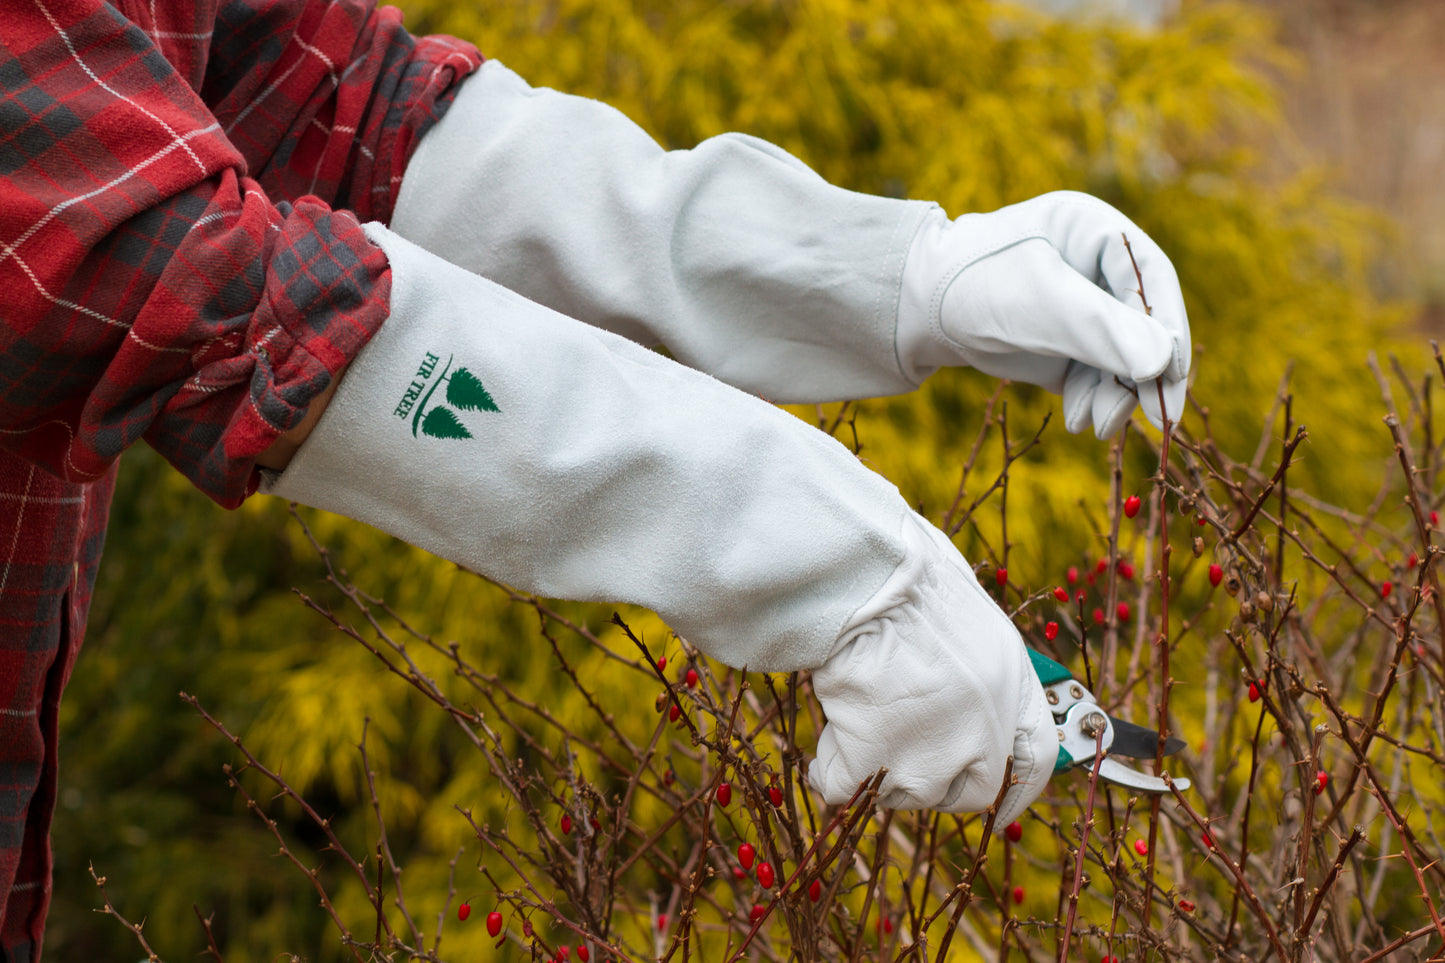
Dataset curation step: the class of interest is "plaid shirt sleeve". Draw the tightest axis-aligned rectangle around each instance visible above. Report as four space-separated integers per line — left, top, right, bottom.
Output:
0 2 481 957
0 0 482 508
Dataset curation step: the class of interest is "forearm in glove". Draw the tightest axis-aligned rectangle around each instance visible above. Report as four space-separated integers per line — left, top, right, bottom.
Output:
264 226 1055 819
391 62 1189 436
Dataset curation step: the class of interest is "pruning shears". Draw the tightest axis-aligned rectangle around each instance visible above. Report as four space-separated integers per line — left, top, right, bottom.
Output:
1028 648 1191 794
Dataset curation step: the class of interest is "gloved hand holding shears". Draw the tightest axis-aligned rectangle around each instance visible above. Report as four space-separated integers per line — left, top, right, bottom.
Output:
265 62 1192 823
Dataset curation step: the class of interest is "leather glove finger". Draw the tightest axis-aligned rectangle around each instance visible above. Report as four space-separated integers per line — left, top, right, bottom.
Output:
1136 374 1189 432
939 237 1177 391
1009 191 1190 385
1063 365 1188 439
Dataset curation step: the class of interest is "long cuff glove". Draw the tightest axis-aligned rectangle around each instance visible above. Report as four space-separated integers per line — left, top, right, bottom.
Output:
390 60 934 403
391 61 1189 434
264 225 1056 816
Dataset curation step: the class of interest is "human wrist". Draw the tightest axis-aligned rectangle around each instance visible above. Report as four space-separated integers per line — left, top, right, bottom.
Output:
255 373 345 470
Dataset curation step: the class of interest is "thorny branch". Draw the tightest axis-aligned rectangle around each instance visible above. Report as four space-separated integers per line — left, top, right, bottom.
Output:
91 349 1445 963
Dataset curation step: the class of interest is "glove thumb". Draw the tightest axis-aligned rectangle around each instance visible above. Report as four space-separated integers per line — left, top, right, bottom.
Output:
996 662 1057 825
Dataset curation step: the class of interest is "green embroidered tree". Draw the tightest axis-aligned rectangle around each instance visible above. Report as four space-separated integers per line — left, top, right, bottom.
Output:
421 405 473 439
446 367 499 412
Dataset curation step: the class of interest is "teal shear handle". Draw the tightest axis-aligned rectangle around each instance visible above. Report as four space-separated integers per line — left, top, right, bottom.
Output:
1027 647 1074 687
1026 648 1076 772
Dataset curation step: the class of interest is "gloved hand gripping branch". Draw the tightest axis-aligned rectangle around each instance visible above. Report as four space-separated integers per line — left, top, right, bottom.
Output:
897 194 1189 439
265 227 1057 823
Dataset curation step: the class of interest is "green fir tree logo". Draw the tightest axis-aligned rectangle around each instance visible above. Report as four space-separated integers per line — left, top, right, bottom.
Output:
446 367 499 413
420 405 472 440
413 357 500 440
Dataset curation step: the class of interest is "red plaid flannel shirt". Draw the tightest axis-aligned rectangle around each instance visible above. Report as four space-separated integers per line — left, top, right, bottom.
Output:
0 2 481 957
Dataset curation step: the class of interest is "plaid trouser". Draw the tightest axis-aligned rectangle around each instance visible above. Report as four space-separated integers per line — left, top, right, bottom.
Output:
0 459 113 962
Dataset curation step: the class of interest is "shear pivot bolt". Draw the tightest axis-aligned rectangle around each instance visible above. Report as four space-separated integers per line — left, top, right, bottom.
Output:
1081 712 1108 738
1069 684 1084 700
1046 690 1059 705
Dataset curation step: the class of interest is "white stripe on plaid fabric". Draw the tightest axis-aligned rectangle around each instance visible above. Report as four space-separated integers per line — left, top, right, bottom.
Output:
225 35 340 136
0 123 223 329
35 0 207 173
0 465 34 603
0 494 82 505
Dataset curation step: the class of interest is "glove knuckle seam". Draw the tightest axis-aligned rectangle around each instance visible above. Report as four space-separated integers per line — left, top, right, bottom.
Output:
929 232 1053 346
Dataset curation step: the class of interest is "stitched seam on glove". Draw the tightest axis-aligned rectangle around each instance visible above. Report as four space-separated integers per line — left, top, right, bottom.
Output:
925 229 1056 351
889 202 945 387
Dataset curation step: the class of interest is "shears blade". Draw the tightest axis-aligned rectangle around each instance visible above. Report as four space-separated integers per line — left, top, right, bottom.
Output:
1105 717 1186 760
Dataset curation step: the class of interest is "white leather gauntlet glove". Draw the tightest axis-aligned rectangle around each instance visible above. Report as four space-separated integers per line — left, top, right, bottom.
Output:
392 61 1190 435
265 226 1055 815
